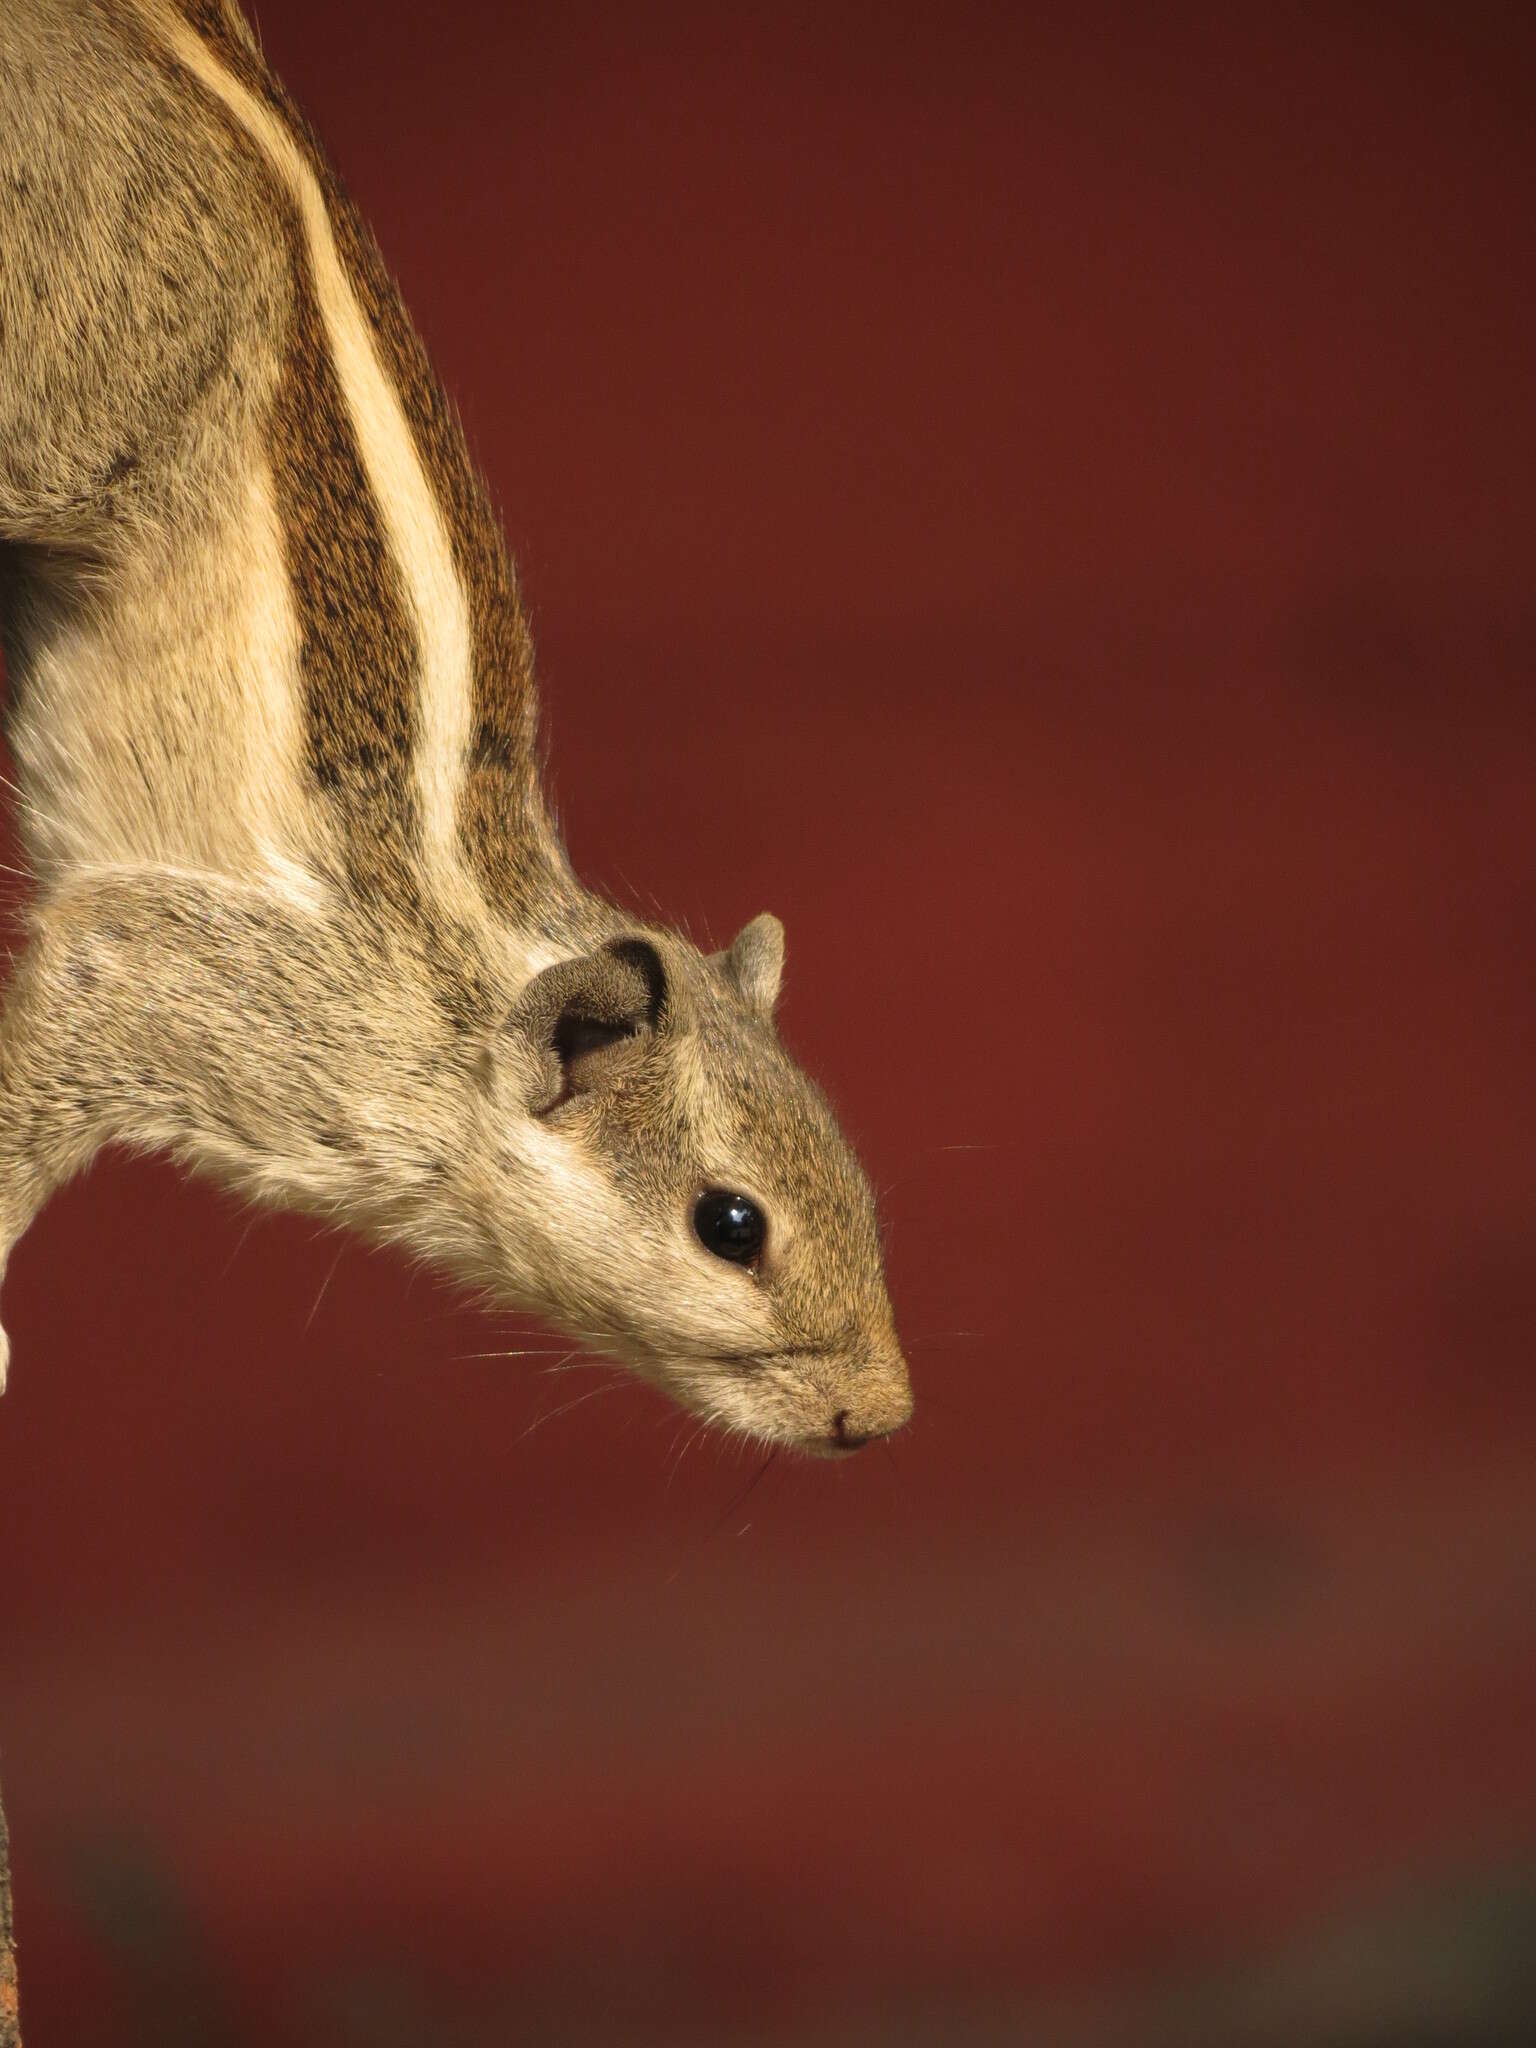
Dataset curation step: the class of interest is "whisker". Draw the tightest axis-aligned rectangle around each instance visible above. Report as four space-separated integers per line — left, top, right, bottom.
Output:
453 1348 581 1362
302 1245 347 1335
537 1354 603 1378
704 1450 777 1541
664 1418 709 1494
218 1212 263 1282
667 1450 777 1583
517 1377 627 1441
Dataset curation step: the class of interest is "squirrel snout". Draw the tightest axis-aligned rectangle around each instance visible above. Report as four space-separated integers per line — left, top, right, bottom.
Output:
830 1410 873 1452
828 1365 914 1453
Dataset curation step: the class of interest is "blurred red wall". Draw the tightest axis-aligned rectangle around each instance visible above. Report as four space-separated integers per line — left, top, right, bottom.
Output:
2 4 1534 2043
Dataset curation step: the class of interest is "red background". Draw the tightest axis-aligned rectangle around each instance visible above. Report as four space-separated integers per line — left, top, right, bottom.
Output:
3 4 1535 2042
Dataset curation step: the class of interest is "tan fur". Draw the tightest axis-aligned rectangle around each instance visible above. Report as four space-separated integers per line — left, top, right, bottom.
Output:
0 0 911 1450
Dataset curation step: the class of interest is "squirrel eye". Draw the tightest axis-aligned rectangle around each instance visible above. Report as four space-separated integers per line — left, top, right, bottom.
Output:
693 1189 766 1266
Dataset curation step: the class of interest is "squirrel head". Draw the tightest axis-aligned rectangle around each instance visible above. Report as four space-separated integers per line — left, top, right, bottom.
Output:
466 914 911 1454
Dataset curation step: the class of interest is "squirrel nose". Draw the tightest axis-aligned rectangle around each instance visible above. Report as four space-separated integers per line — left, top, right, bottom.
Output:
831 1370 914 1451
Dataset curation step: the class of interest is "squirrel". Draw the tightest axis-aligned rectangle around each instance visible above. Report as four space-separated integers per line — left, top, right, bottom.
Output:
0 0 912 1454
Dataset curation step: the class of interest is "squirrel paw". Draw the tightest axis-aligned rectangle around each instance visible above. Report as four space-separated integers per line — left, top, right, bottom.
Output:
0 1321 9 1396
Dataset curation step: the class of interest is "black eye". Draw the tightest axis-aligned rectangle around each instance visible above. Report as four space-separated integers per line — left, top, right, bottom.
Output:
693 1189 766 1266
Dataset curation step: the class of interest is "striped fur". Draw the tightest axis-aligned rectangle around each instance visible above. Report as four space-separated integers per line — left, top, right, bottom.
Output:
0 0 912 1452
170 1 556 919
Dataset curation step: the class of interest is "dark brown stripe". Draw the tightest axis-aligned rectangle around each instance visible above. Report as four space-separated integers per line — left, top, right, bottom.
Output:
173 0 554 917
267 207 421 885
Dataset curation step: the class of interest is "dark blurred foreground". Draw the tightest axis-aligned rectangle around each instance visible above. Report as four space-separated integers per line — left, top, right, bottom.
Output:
2 2 1534 2042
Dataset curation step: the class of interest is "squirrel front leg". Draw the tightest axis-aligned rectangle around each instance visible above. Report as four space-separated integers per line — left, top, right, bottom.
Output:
0 869 428 1390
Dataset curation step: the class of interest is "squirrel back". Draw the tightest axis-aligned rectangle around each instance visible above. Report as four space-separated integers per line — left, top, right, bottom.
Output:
3 0 568 951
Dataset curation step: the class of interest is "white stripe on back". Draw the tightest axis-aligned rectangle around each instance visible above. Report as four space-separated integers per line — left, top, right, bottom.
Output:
150 1 474 888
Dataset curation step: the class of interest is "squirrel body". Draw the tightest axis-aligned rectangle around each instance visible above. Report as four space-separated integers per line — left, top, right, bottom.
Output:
0 0 912 1450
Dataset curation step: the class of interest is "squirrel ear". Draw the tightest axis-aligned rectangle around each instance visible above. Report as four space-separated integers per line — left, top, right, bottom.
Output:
504 938 666 1113
716 913 784 1019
